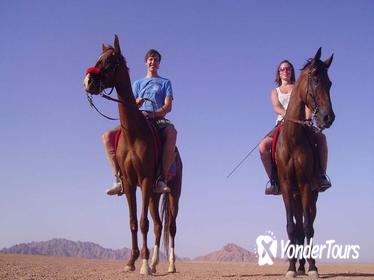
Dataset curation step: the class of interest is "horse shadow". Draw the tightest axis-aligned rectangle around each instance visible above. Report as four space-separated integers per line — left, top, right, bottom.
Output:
319 272 374 279
221 272 374 278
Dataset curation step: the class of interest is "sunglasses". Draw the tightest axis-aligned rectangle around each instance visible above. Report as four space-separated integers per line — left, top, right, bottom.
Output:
279 67 291 72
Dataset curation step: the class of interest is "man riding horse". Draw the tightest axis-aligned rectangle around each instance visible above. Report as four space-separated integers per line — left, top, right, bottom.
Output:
103 49 177 196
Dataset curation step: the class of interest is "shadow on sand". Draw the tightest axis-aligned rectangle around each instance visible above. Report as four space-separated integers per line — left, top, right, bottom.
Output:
319 272 374 279
221 272 374 278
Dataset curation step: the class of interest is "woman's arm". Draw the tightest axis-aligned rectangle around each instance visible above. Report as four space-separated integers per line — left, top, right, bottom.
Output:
271 89 286 117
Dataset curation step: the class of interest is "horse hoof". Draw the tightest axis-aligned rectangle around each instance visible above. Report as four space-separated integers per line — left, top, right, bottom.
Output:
150 265 157 274
297 269 306 275
168 266 176 273
285 270 296 278
140 266 152 275
124 265 135 272
308 270 319 278
140 260 152 275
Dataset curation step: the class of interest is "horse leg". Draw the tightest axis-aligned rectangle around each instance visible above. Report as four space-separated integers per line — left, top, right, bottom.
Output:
301 186 319 278
149 194 162 273
167 193 179 273
282 190 297 278
310 191 318 223
139 182 151 275
294 194 306 276
124 189 139 272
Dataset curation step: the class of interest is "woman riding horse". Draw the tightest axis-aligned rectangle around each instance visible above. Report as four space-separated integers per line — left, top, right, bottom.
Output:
275 48 334 278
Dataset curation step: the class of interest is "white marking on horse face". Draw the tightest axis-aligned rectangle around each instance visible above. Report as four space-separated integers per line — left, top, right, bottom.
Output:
83 74 90 90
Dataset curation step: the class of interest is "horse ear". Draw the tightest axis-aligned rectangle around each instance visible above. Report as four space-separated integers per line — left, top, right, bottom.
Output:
102 44 106 52
324 54 334 68
313 47 322 62
114 34 121 54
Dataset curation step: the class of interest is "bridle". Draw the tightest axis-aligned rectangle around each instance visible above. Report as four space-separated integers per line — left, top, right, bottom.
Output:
284 64 322 128
85 52 157 120
305 66 320 118
85 51 125 120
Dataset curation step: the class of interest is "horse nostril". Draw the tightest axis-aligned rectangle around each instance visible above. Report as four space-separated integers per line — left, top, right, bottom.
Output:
324 113 335 125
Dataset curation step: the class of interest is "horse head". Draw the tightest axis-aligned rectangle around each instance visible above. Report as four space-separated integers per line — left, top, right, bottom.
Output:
83 35 127 95
301 48 335 130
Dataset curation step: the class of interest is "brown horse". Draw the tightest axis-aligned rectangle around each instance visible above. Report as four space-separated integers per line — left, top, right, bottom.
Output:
275 48 334 278
83 35 182 275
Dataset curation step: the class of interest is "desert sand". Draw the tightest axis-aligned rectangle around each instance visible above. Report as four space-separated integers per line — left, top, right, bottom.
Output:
1 253 373 280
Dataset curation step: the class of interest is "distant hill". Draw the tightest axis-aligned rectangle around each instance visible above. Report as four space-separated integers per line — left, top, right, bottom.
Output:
1 240 256 262
193 243 257 262
0 239 131 260
0 239 190 261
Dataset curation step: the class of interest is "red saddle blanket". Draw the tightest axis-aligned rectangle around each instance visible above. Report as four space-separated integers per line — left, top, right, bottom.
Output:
271 124 283 163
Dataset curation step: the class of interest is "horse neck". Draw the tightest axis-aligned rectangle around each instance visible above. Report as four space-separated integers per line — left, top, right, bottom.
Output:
283 75 308 143
114 66 145 137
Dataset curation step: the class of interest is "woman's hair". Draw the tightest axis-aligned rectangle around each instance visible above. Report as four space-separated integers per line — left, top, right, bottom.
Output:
144 49 162 62
275 59 295 86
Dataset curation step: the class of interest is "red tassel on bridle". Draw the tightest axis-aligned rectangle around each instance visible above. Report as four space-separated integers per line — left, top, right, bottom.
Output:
86 67 101 75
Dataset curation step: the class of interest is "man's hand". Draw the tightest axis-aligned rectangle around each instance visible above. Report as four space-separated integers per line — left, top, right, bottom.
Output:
142 111 155 119
136 98 145 107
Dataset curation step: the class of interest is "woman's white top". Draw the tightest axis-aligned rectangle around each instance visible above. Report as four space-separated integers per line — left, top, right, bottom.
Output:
276 87 292 123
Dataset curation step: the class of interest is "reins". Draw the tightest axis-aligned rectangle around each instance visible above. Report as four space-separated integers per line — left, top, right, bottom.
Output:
87 89 157 121
86 93 119 120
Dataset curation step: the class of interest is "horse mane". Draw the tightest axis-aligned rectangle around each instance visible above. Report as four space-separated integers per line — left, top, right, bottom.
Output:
301 58 325 71
301 58 313 70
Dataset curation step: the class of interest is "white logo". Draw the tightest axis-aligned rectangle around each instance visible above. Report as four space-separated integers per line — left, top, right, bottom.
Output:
255 231 360 265
256 231 277 266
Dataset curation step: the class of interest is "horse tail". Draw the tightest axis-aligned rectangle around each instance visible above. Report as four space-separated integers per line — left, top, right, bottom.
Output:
161 192 170 258
161 148 182 259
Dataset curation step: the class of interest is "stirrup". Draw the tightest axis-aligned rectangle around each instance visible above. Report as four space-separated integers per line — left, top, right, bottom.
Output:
318 174 331 192
265 179 281 195
106 181 123 196
155 177 171 193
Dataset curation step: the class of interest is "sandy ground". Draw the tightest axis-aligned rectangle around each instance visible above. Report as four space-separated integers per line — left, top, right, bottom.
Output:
1 253 373 280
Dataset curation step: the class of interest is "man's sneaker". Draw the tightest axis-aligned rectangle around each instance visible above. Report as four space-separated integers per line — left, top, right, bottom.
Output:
265 179 281 195
318 174 331 192
155 180 171 194
106 181 123 196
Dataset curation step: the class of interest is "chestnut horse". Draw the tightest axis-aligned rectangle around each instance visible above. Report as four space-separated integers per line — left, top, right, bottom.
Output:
275 48 334 278
83 35 182 275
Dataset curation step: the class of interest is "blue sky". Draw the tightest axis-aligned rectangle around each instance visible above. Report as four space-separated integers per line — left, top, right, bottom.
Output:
0 1 373 262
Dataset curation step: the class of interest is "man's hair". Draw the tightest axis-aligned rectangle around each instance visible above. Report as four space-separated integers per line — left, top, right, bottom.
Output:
144 49 162 62
275 59 296 86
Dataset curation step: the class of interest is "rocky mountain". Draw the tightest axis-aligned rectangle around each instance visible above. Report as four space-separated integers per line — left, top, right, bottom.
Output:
0 239 132 260
0 239 184 261
193 243 257 262
1 240 255 262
